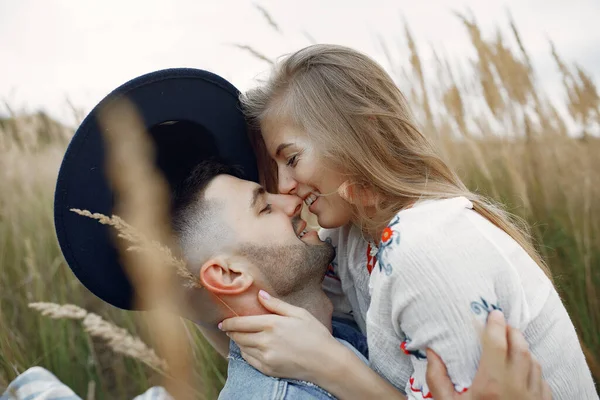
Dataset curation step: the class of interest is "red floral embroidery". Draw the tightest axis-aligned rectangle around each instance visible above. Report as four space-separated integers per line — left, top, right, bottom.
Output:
400 341 410 355
400 339 427 360
366 243 376 274
381 227 394 243
326 263 341 281
409 377 432 398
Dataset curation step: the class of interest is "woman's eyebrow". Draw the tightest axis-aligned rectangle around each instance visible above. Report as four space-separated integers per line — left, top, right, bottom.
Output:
275 143 294 157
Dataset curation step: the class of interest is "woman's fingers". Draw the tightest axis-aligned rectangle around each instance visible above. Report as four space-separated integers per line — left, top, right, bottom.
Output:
227 331 264 348
240 349 265 372
542 380 553 400
239 346 278 377
527 359 543 396
425 348 457 399
220 292 305 334
220 315 280 333
479 310 508 374
507 326 532 380
257 290 306 317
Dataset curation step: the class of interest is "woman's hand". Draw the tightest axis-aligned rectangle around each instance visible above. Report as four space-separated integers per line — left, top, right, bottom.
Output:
220 290 340 382
426 310 552 400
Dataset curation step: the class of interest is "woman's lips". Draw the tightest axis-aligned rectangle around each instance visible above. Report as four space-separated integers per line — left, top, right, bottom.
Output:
304 192 318 207
308 195 319 213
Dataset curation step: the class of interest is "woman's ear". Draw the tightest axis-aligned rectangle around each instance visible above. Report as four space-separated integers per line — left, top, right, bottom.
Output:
199 258 254 295
338 181 378 207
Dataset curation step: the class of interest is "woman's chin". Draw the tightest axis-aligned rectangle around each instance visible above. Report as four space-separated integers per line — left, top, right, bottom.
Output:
316 213 350 229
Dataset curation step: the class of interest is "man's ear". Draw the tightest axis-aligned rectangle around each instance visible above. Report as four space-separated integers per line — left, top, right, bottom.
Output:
199 257 254 295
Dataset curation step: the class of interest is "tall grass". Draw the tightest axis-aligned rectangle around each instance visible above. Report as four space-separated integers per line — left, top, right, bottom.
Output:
1 11 599 398
0 114 227 398
403 13 600 379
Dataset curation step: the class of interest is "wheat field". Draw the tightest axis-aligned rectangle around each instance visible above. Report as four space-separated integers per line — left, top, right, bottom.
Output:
0 13 598 399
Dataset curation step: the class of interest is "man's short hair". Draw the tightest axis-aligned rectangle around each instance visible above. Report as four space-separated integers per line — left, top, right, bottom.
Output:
171 159 243 263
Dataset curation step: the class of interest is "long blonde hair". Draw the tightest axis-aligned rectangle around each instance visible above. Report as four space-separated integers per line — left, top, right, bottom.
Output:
242 44 551 279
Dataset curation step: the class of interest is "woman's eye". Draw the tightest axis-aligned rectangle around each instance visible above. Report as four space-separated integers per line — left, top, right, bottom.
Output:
286 155 298 167
260 204 272 214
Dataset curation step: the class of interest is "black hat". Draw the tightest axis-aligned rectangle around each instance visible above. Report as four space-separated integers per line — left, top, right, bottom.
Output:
54 68 259 310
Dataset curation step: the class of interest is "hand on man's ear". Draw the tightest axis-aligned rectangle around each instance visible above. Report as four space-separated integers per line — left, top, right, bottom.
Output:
200 258 254 295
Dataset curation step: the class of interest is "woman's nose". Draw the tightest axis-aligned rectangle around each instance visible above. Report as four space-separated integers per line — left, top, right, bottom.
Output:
278 169 297 195
270 194 303 217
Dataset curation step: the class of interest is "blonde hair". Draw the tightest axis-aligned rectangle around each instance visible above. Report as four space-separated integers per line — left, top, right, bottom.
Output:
242 44 551 279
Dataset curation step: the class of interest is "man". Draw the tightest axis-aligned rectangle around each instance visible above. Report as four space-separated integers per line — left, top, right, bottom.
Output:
171 159 373 399
54 68 549 399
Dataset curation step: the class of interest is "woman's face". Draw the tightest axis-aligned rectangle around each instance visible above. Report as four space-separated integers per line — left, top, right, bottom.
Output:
261 122 354 229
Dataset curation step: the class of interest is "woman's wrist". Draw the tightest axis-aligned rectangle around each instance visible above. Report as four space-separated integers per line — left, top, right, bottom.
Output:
311 340 376 397
311 339 405 400
309 339 350 387
297 335 345 383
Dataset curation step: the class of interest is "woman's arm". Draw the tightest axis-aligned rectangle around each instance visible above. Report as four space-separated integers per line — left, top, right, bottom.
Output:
222 293 406 399
221 293 550 400
426 310 551 400
316 338 407 399
367 203 542 397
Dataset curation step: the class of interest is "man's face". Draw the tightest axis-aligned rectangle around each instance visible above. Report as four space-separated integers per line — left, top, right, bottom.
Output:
204 175 335 296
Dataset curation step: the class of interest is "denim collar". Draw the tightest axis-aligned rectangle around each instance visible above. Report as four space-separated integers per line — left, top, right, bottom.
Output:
228 340 243 359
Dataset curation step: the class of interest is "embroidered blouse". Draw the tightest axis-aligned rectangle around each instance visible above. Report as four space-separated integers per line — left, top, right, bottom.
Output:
321 197 597 399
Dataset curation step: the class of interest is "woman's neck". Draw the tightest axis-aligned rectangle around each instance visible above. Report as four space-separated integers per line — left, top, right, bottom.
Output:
357 200 417 245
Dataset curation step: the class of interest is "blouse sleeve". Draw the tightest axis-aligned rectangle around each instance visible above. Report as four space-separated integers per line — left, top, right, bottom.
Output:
368 200 535 397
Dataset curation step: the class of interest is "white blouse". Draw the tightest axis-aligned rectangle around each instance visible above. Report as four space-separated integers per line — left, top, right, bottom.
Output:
321 197 597 399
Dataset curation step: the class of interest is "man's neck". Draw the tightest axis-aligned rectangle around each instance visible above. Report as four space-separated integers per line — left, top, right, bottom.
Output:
280 285 333 332
184 284 333 331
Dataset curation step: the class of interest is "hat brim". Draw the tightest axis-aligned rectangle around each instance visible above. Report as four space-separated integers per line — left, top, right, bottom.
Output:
54 68 258 310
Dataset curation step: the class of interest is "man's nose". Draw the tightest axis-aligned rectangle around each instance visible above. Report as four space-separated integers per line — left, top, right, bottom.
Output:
270 193 302 217
278 168 297 195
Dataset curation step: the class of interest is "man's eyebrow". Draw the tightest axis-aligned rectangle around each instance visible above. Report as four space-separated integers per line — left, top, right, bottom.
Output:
275 143 294 157
250 186 266 209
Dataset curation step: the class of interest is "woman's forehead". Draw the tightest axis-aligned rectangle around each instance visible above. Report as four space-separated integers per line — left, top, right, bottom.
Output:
261 121 308 151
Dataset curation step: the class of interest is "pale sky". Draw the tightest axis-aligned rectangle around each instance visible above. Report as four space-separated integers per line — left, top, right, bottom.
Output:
1 0 599 125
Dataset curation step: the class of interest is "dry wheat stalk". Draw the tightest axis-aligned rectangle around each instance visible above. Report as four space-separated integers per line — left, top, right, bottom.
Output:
29 302 88 320
230 44 273 65
86 380 96 400
69 208 197 288
97 97 194 398
457 12 505 119
28 302 169 373
254 3 281 34
82 313 169 372
404 22 433 127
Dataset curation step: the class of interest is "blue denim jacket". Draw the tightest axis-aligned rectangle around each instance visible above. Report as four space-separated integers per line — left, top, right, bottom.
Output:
218 318 368 400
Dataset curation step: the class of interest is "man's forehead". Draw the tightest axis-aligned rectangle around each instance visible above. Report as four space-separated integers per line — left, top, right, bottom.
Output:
204 174 258 203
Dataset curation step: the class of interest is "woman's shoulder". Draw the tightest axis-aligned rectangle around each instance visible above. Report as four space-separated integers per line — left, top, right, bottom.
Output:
398 196 474 219
386 196 476 243
379 197 520 276
379 196 549 289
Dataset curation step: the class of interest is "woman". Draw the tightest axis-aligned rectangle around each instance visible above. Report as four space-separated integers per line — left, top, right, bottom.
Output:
222 44 596 399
